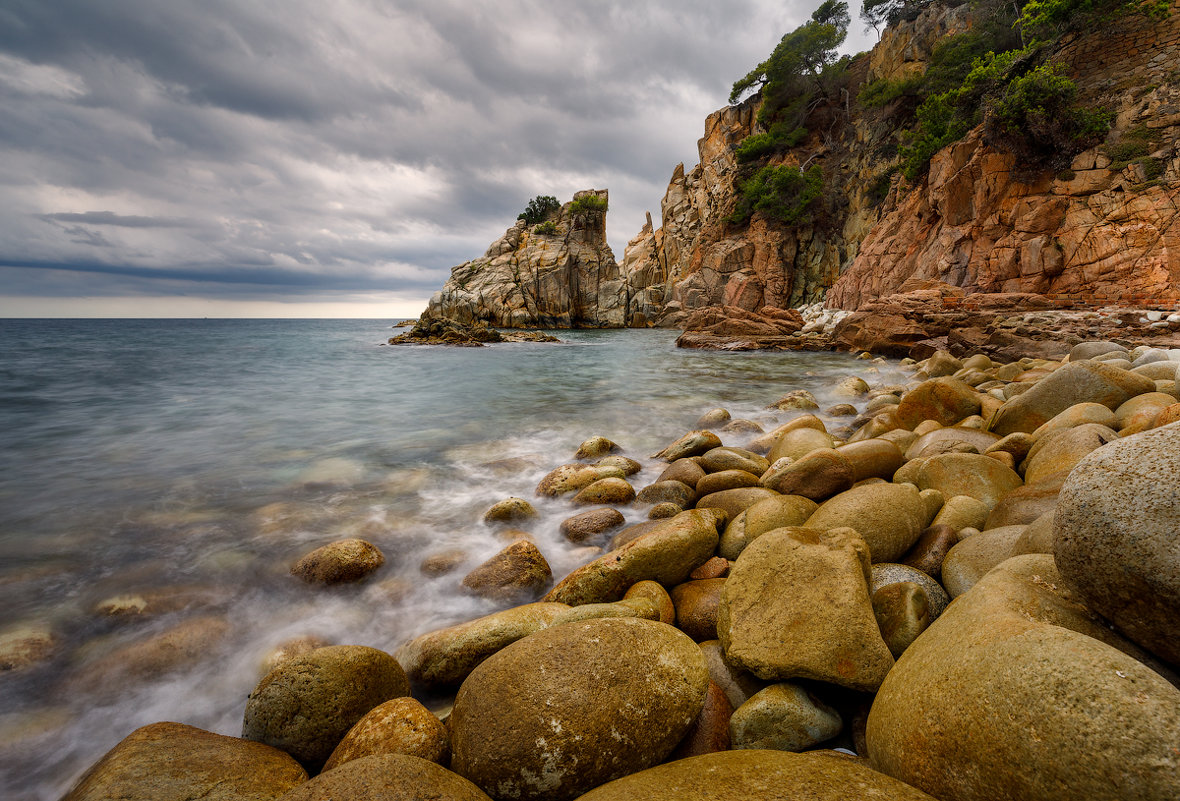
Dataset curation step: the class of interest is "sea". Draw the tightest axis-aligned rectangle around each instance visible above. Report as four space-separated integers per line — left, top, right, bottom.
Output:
0 318 904 799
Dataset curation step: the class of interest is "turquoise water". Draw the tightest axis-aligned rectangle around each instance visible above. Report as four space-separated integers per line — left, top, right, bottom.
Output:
0 319 901 799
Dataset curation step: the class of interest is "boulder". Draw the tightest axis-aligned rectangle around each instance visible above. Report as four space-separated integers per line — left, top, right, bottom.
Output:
545 509 723 605
573 749 939 800
759 449 854 501
695 487 779 519
836 439 904 482
941 526 1027 597
572 477 635 505
670 578 726 641
559 508 625 543
767 427 834 463
895 378 981 429
657 459 707 487
904 427 1000 460
242 645 409 770
719 495 818 560
696 408 732 428
872 582 931 657
1054 421 1180 665
914 452 1022 511
804 482 929 563
450 617 708 801
323 697 449 770
548 597 662 627
867 555 1180 801
899 524 959 580
698 447 769 476
290 539 385 584
869 563 949 621
1010 511 1056 556
482 497 538 525
989 361 1155 436
575 436 618 460
696 469 760 495
635 479 697 507
982 477 1062 529
728 682 842 751
653 431 722 461
395 602 569 688
0 624 55 672
1021 424 1118 485
698 639 766 710
61 722 307 801
1029 401 1117 440
622 580 676 625
668 681 733 759
595 455 641 475
280 754 490 801
461 539 552 601
717 527 894 692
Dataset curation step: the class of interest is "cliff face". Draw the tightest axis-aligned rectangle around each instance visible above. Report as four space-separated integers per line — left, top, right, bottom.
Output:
828 5 1180 310
419 190 626 328
623 1 1180 321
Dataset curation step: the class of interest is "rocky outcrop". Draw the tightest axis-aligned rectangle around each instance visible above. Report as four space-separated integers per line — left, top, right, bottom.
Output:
419 190 626 329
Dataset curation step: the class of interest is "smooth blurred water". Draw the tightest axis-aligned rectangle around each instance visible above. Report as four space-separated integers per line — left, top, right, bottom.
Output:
0 319 903 799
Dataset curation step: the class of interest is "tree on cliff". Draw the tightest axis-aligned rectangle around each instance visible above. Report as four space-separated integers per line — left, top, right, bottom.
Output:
518 195 560 226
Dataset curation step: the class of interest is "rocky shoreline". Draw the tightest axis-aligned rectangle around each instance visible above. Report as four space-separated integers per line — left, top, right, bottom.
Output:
59 340 1180 800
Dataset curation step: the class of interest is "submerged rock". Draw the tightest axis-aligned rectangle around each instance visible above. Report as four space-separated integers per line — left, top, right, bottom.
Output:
290 539 385 584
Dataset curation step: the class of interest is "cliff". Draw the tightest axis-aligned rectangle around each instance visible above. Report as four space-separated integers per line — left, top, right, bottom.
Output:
621 1 1180 328
418 190 626 329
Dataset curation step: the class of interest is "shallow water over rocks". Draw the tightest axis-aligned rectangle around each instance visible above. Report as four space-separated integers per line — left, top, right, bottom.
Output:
0 319 903 800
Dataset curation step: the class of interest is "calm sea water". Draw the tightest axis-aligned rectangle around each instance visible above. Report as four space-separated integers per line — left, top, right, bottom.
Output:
0 319 902 799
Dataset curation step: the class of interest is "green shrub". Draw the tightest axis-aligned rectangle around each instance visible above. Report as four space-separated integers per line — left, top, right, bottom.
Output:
900 93 972 180
1139 157 1164 181
858 77 923 108
534 220 559 235
985 64 1111 172
728 164 824 225
1019 0 1170 44
569 194 608 214
517 195 560 225
867 166 900 206
735 122 808 163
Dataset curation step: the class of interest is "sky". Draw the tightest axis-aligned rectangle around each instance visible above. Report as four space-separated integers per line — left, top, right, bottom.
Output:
0 0 875 318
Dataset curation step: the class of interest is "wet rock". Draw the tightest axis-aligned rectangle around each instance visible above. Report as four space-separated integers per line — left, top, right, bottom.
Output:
1010 510 1056 556
872 582 931 657
869 563 949 621
92 586 224 619
1030 401 1118 440
61 721 307 801
904 427 1000 459
668 681 733 759
836 438 904 482
699 640 765 710
648 502 682 519
767 427 834 463
290 539 385 584
696 408 731 428
548 596 661 626
768 389 820 411
1022 424 1118 485
573 749 939 800
461 539 552 601
729 682 842 751
941 526 1027 597
419 549 467 576
482 497 538 525
1054 421 1180 665
895 378 981 429
826 403 858 416
748 416 827 454
450 617 708 801
281 754 491 801
608 520 662 550
0 624 56 673
322 697 449 770
989 361 1155 436
594 455 641 476
653 430 723 461
396 602 569 689
915 452 1023 511
242 645 409 770
930 494 989 532
559 508 625 543
689 556 730 580
718 527 894 691
575 436 619 460
983 476 1062 529
536 464 624 497
834 376 870 397
84 616 230 688
719 495 818 560
1114 391 1176 433
698 447 770 476
804 482 929 563
899 525 959 580
760 448 854 501
657 458 707 487
695 487 779 519
636 479 697 507
572 477 635 505
670 578 726 641
925 351 963 378
697 469 760 495
622 580 676 625
867 555 1180 801
260 635 331 677
720 418 765 435
545 509 724 605
1069 341 1127 361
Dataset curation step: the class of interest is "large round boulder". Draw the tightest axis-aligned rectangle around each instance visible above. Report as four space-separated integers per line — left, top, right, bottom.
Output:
803 482 930 563
1054 421 1180 665
290 539 385 584
450 617 708 801
867 555 1180 801
322 697 450 770
719 495 818 561
461 539 552 601
914 453 1022 512
572 750 939 800
242 645 409 770
895 378 981 429
62 722 307 801
989 360 1155 435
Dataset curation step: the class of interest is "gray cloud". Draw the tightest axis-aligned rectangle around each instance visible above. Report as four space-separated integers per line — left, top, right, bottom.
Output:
0 0 875 310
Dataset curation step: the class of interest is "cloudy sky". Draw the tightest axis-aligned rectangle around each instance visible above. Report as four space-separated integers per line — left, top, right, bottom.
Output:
0 0 874 317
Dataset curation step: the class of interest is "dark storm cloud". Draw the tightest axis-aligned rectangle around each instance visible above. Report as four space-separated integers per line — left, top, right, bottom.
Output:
0 0 873 307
